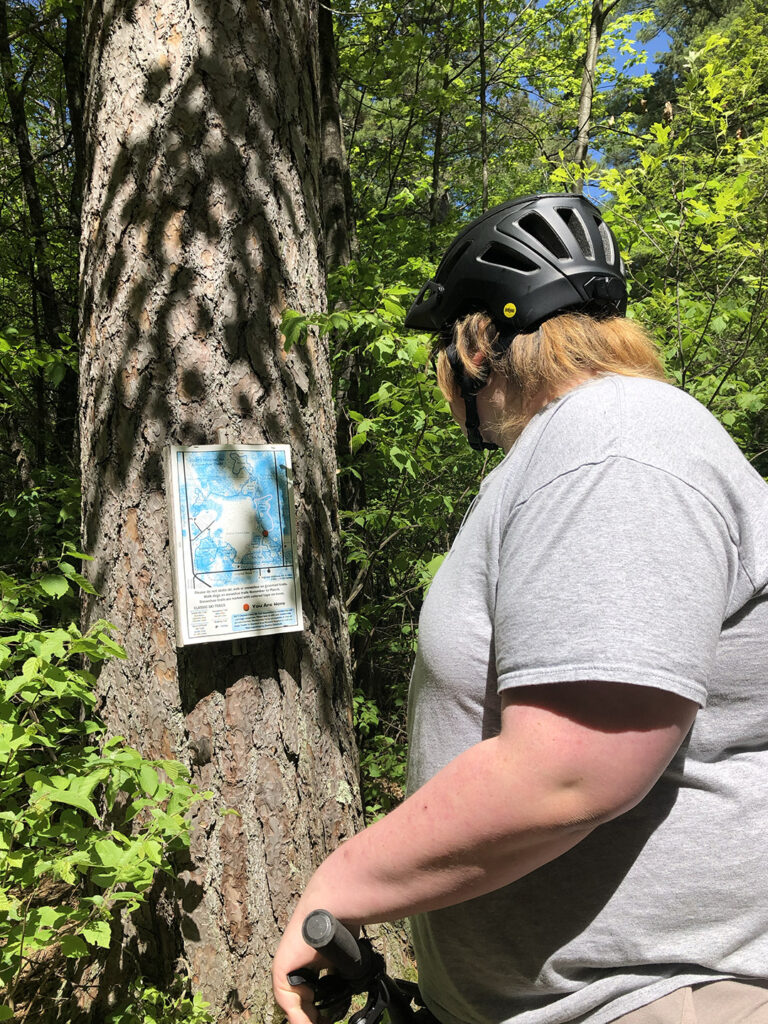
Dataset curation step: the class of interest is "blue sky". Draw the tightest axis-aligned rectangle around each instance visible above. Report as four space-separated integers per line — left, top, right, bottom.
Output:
613 26 672 76
583 23 672 204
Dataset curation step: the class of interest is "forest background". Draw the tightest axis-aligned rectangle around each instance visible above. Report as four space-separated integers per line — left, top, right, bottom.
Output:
1 0 767 1018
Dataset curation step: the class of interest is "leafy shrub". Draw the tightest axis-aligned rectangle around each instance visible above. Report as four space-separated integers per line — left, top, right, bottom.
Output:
0 574 209 1020
353 690 408 820
107 977 213 1024
551 27 768 476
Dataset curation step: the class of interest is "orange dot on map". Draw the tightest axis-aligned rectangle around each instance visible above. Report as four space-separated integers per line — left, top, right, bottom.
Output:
243 603 250 611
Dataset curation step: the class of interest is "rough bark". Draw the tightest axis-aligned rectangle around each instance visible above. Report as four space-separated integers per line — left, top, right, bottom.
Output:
78 0 360 1019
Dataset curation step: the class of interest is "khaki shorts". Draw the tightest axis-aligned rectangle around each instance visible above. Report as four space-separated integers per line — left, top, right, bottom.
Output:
610 980 768 1023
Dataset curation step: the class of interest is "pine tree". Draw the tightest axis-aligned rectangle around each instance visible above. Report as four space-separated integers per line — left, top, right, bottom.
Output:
78 0 360 1016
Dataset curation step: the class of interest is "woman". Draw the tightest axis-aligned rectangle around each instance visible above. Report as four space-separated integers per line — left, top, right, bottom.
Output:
273 193 768 1024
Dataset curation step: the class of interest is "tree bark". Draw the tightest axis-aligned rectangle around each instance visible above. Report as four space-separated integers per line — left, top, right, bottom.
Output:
78 0 360 1018
573 0 602 173
572 0 621 189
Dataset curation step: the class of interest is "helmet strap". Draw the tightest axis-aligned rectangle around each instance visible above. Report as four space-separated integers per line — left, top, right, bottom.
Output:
445 341 500 452
462 390 499 451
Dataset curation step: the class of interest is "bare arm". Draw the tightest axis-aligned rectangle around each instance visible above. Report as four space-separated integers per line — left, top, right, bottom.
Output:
272 681 697 1023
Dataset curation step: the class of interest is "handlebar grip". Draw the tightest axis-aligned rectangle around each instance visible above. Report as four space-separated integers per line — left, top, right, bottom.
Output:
301 910 373 982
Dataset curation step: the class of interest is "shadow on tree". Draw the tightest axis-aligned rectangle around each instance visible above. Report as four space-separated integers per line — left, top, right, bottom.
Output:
74 0 362 1017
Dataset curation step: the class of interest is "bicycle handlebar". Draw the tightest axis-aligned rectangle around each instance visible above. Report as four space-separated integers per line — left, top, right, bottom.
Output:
288 910 424 1024
302 909 375 983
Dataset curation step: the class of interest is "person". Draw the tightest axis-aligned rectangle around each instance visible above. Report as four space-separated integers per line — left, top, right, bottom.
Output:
272 193 768 1024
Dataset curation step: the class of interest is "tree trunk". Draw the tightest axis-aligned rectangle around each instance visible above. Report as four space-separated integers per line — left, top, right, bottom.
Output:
478 0 488 213
78 0 360 1018
572 0 616 189
574 0 602 170
64 10 86 226
318 0 357 269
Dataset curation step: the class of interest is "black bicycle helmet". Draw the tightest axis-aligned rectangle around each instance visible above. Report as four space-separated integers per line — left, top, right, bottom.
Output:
405 192 627 450
404 192 627 336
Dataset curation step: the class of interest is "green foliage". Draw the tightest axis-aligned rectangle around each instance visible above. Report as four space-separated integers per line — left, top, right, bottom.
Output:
335 0 658 231
592 23 768 470
353 690 407 820
0 322 80 574
0 543 96 629
0 1 80 574
0 579 209 1018
0 6 80 335
107 977 214 1024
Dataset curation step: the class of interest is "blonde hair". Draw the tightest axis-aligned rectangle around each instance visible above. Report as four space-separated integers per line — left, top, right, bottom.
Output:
436 311 667 439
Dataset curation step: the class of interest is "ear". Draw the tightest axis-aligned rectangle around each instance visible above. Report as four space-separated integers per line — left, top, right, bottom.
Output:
471 351 487 368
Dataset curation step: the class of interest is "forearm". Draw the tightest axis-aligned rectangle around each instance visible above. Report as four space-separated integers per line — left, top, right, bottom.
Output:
295 733 597 927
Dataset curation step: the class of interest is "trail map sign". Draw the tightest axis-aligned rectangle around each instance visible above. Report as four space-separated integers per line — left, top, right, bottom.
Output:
165 444 303 646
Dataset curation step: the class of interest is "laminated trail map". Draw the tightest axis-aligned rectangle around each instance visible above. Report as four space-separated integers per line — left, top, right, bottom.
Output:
165 444 303 646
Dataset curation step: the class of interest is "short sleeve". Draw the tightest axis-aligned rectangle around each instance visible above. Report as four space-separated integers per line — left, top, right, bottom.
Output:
494 456 737 706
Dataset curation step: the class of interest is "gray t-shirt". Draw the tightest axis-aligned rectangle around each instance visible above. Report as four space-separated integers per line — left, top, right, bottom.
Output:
407 374 768 1024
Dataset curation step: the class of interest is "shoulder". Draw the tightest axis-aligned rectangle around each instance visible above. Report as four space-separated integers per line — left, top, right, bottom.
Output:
506 375 627 499
500 377 768 576
515 374 749 490
541 373 711 453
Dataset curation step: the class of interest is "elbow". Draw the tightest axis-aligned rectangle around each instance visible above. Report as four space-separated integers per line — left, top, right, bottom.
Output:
547 774 658 832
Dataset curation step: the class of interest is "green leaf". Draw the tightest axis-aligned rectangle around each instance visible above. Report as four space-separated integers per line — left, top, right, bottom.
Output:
60 934 89 957
93 838 127 868
280 310 309 352
48 361 67 387
38 575 71 600
81 919 112 948
139 764 159 796
92 634 126 659
42 788 99 818
58 562 98 594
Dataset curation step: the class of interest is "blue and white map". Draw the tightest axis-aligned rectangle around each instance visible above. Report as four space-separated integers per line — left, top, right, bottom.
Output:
166 445 303 645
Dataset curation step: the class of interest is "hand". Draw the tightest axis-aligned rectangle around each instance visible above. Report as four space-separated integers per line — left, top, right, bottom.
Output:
273 905 329 1024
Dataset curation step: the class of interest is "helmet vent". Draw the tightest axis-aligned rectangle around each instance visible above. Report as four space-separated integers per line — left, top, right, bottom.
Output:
479 243 538 273
557 207 594 259
518 213 569 260
596 218 615 264
436 240 471 282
